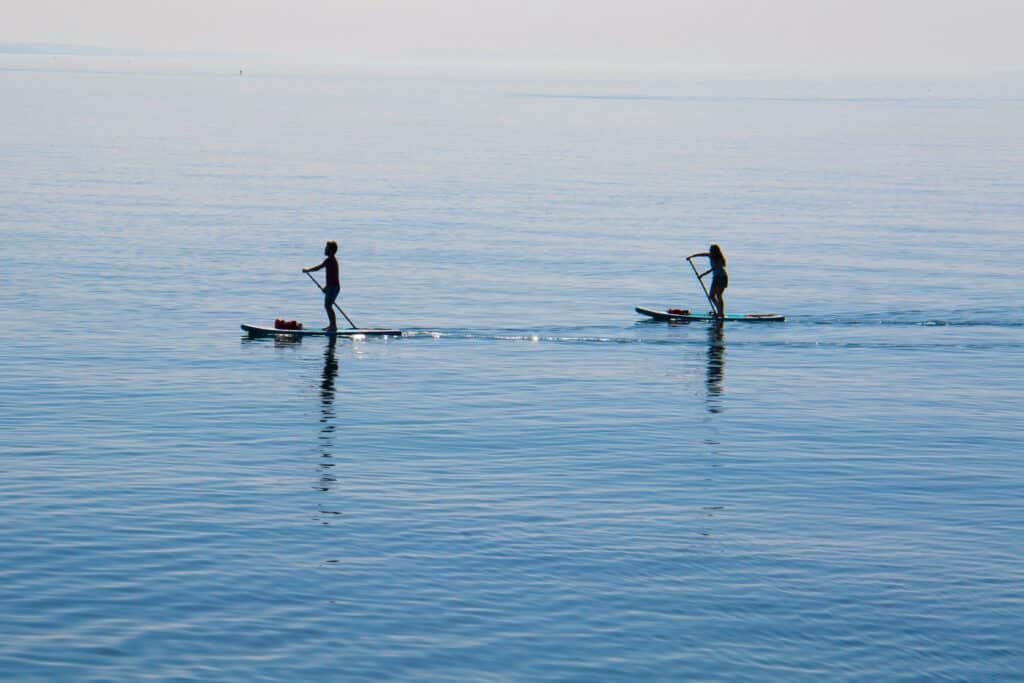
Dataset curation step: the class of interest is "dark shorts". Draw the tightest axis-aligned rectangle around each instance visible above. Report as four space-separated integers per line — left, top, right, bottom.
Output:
711 272 728 290
324 285 340 305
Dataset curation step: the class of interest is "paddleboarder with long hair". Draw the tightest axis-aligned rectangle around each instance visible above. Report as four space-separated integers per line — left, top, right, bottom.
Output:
692 244 728 318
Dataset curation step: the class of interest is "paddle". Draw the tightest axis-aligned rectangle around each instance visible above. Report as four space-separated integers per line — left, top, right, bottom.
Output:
686 255 718 315
305 271 358 329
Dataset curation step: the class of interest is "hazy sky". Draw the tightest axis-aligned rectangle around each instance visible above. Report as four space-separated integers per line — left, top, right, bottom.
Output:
3 0 1023 76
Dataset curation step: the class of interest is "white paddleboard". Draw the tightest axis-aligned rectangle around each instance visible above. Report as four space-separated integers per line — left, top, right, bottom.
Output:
241 324 402 337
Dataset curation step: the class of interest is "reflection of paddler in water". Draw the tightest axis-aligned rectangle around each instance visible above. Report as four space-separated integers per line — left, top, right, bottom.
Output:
317 337 337 446
706 321 725 411
318 337 339 448
315 337 340 493
320 336 339 424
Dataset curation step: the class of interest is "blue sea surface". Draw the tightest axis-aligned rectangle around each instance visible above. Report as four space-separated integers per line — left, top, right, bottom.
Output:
2 61 1023 681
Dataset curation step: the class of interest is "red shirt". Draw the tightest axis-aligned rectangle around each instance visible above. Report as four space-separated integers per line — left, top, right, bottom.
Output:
324 255 339 287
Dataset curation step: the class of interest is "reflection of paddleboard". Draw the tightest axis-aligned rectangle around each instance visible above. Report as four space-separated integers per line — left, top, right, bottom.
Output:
241 324 402 337
635 306 785 322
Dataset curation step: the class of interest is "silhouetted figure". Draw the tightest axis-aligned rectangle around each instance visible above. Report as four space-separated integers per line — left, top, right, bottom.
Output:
303 241 341 331
692 244 728 317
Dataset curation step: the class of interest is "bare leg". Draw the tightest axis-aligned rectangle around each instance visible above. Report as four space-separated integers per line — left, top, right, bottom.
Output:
709 283 724 317
325 301 337 330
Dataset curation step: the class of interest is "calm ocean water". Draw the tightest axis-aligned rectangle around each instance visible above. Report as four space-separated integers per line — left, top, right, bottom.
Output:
2 60 1023 680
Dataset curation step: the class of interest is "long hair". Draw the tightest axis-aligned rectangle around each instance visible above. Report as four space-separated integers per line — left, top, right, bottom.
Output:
709 243 726 267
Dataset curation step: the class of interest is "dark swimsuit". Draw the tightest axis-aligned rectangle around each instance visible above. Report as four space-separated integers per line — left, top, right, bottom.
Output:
710 256 728 290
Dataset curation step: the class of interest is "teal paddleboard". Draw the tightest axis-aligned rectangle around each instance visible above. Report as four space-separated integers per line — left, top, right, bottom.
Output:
636 306 784 322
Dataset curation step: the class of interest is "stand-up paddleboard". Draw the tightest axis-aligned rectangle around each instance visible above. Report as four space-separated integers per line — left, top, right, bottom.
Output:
636 306 784 323
244 271 401 337
639 251 786 323
241 324 402 337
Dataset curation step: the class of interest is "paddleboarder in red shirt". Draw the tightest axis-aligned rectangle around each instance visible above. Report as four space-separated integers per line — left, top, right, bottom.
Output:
303 241 341 331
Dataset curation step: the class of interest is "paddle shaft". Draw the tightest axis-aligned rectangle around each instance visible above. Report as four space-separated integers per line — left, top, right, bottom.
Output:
305 271 358 329
686 255 717 314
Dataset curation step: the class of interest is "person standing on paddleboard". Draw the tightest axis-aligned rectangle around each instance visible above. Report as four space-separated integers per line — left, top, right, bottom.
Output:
693 244 728 318
303 241 341 331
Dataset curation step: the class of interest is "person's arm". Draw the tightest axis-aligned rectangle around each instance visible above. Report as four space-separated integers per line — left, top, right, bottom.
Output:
302 258 327 273
687 252 711 276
